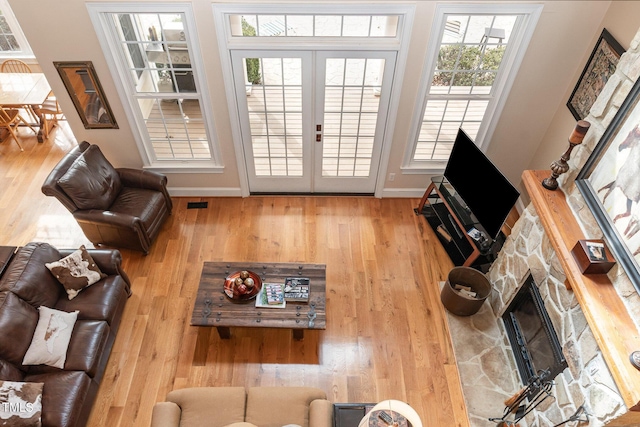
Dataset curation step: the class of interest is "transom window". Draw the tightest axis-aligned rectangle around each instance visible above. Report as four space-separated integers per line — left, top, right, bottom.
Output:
0 0 33 57
404 4 541 171
230 14 399 37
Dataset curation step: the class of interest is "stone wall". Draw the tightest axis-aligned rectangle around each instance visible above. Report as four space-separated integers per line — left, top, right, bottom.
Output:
490 206 626 426
445 26 640 427
558 29 640 331
446 204 629 426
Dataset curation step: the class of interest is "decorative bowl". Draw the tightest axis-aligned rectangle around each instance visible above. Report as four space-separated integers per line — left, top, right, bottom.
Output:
223 270 262 302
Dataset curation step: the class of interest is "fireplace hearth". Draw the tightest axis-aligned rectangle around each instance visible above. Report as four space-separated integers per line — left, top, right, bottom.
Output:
502 273 567 391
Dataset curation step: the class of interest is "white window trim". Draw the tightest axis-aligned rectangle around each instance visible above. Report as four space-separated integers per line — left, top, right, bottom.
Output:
212 3 415 197
87 2 223 173
0 0 34 58
216 4 406 50
401 3 543 174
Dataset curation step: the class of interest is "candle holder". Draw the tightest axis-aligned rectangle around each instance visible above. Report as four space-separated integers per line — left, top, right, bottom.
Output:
632 351 640 371
541 143 577 190
542 120 591 190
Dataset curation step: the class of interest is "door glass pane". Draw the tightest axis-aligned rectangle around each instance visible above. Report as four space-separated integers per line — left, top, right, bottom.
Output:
246 57 304 176
322 57 385 177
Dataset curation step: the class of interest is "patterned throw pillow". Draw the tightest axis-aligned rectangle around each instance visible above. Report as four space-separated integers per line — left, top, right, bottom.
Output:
0 380 43 426
45 245 106 300
22 306 79 369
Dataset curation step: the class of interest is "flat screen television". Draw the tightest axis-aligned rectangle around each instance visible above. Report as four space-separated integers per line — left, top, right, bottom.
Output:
444 128 520 240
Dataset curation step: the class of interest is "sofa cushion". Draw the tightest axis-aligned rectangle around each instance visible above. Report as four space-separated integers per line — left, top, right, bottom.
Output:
25 371 91 427
57 144 122 210
55 275 129 327
110 187 167 229
0 292 38 366
245 387 327 427
0 380 43 426
0 359 25 382
23 306 79 369
165 387 246 427
45 245 107 300
0 242 63 308
27 320 109 379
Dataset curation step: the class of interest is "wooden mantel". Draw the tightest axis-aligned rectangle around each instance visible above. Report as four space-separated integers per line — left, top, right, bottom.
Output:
524 170 640 414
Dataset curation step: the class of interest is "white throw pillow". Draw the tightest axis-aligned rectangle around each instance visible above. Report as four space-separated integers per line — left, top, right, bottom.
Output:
22 306 79 369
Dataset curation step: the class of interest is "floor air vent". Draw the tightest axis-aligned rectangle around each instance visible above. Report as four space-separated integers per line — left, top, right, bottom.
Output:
187 202 208 209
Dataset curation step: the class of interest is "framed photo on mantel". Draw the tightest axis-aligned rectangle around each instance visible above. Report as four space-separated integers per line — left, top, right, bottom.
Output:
567 28 625 121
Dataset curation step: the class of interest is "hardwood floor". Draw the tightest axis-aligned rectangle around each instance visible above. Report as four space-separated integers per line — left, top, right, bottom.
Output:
0 123 470 427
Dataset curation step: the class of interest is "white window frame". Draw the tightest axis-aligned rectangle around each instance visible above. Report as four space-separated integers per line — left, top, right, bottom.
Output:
0 0 33 58
402 3 542 174
87 2 223 173
212 3 415 197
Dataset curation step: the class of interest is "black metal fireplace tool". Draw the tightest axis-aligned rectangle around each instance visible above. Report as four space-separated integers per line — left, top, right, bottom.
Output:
551 404 590 426
489 370 590 426
489 371 554 426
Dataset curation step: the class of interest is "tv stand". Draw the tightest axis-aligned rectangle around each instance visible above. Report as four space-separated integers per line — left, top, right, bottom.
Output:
416 176 504 271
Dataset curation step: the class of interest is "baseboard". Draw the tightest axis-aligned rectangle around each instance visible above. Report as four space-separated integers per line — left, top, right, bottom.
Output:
167 187 243 197
379 187 427 198
167 187 424 198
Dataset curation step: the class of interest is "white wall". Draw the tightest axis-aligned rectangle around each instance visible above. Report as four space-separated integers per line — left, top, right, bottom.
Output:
529 1 640 194
7 0 625 197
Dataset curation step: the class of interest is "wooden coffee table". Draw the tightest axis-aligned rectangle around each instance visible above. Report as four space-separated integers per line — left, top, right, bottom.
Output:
191 262 326 340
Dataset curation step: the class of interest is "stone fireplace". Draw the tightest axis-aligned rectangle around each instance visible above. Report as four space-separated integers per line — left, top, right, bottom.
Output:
442 29 640 427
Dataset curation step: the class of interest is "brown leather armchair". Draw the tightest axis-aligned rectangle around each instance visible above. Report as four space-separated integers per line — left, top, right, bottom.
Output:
42 141 172 254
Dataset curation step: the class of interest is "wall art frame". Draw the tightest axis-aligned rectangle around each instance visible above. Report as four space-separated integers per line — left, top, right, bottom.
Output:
576 76 640 293
567 28 625 121
54 61 118 129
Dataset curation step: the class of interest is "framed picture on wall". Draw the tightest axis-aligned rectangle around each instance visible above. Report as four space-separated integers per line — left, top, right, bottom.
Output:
576 76 640 294
54 61 118 129
567 28 625 121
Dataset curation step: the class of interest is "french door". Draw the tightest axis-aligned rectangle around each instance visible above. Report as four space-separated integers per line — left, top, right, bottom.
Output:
231 50 396 193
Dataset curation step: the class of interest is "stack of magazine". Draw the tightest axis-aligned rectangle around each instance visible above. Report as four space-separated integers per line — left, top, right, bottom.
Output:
255 277 311 308
256 283 286 308
283 277 310 302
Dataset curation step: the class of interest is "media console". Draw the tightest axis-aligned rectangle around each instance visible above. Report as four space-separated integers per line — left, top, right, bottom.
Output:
416 176 505 271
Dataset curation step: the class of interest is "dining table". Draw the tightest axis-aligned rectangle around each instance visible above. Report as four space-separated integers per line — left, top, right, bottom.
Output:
0 72 52 143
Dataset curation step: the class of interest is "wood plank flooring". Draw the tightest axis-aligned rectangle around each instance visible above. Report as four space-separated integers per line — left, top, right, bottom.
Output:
0 123 470 427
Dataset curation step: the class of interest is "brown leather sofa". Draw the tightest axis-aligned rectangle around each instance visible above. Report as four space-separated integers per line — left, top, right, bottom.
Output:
151 386 333 427
42 141 172 254
0 242 131 427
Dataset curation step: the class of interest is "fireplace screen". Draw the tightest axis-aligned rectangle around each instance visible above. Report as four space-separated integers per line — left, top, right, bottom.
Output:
502 273 567 387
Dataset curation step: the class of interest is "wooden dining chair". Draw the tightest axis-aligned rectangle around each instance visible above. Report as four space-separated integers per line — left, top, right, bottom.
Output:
0 106 36 151
0 59 32 73
38 95 65 139
1 60 50 127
